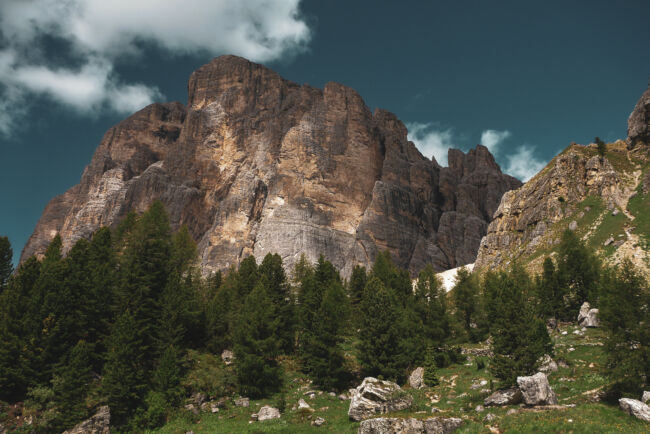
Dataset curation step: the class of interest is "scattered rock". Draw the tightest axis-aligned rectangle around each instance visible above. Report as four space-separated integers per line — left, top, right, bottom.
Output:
538 354 558 373
250 413 258 421
604 237 614 246
643 391 650 404
257 405 281 421
619 398 650 422
569 221 578 231
577 302 599 327
485 388 522 406
184 404 199 415
328 392 336 397
546 318 557 330
348 377 413 421
516 372 558 406
561 331 568 335
409 367 425 389
475 405 485 413
470 380 488 390
338 393 349 401
210 402 220 413
235 397 250 407
506 409 518 416
358 417 463 434
431 407 441 413
311 417 326 427
62 406 111 434
297 399 312 411
221 349 234 365
612 209 619 216
483 413 497 423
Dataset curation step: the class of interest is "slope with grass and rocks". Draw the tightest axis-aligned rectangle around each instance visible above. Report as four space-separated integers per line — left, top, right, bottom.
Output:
151 323 648 433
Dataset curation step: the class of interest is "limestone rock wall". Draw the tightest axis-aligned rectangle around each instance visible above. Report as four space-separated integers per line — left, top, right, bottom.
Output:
22 55 520 276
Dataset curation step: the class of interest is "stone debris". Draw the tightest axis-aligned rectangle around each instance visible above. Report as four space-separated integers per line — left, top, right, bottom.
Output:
619 398 650 422
348 377 413 421
358 417 463 434
62 406 110 434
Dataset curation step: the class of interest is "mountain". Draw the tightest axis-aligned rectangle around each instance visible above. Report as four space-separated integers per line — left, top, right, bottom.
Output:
475 84 650 275
21 55 520 276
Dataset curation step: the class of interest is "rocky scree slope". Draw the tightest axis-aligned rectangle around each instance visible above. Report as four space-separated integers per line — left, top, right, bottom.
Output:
22 55 520 276
476 84 650 275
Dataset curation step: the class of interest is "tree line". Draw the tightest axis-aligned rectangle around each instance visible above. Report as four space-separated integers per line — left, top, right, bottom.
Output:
0 204 647 431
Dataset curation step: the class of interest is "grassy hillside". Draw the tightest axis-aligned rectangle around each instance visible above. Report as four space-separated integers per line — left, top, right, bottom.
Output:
152 324 649 434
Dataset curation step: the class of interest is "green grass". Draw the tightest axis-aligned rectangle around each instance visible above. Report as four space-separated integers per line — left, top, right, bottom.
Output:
152 325 650 434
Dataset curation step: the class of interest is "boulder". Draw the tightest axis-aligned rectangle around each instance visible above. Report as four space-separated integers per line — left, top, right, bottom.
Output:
409 367 425 389
483 413 496 423
569 220 578 231
348 377 413 421
642 391 650 404
311 417 326 427
484 388 522 406
538 354 558 373
358 417 463 434
221 349 234 365
516 372 558 406
234 397 249 407
619 398 650 422
257 405 281 421
62 406 110 434
577 302 599 327
297 399 312 411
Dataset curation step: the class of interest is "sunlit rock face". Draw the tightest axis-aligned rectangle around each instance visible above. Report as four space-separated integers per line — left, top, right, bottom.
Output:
22 55 520 276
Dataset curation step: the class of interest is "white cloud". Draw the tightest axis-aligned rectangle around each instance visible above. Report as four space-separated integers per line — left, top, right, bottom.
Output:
0 0 311 135
504 145 546 181
406 122 456 166
480 129 511 155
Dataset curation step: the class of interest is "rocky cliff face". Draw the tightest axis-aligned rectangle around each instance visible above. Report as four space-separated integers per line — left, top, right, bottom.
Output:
476 84 650 274
22 55 520 276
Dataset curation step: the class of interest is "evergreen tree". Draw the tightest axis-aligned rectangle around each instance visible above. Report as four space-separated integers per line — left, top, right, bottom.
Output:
102 311 148 426
0 235 12 292
258 253 294 353
595 137 607 158
487 266 553 386
206 269 237 353
452 267 486 342
423 347 439 387
415 265 449 348
233 283 282 398
302 279 350 390
358 277 408 382
599 260 649 398
556 229 600 318
371 251 412 303
348 264 367 312
536 257 562 323
51 340 93 431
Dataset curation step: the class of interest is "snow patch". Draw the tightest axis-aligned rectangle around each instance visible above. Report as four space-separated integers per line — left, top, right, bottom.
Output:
437 263 474 292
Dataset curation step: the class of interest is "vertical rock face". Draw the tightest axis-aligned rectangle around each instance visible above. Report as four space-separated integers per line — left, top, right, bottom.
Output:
628 84 650 148
22 55 520 276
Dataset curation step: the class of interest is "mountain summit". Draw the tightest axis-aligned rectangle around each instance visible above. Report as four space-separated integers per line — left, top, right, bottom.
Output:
22 55 520 275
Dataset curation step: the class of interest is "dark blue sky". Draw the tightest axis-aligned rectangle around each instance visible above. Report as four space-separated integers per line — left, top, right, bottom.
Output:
1 0 649 264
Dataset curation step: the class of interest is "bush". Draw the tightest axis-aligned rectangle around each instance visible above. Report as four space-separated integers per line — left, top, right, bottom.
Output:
476 358 486 370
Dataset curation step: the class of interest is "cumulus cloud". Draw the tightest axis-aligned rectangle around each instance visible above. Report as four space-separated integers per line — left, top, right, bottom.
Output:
503 145 546 181
406 122 456 166
0 0 311 135
480 129 511 155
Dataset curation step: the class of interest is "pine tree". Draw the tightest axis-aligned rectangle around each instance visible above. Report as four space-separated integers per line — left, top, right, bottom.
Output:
258 253 294 353
102 311 148 426
452 267 486 342
206 269 236 353
51 340 93 431
487 266 553 386
358 277 408 382
599 260 649 399
423 347 439 387
595 137 607 158
556 229 600 318
348 264 367 311
415 265 449 348
303 279 350 390
0 235 13 292
233 283 282 398
536 257 562 322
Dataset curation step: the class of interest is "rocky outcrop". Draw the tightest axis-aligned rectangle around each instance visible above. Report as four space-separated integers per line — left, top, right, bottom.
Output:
619 398 650 422
62 406 110 434
517 372 558 406
577 302 600 328
22 55 520 277
484 388 522 406
358 417 463 434
408 367 424 389
348 377 413 421
628 84 650 148
475 146 623 270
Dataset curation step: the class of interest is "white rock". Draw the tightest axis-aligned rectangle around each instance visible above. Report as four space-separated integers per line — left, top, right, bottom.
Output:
348 377 413 421
484 388 522 406
235 397 249 407
516 372 558 406
538 354 558 373
221 349 234 365
358 417 463 434
311 417 326 427
642 391 650 404
297 399 312 411
257 405 281 421
619 398 650 422
409 367 425 389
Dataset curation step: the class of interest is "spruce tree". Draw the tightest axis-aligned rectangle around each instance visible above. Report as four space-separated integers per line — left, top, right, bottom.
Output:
536 257 562 323
415 265 449 348
452 267 486 342
102 311 147 426
258 253 294 353
423 347 439 387
0 235 12 292
487 266 553 386
599 260 649 398
358 277 407 382
348 264 367 312
233 283 282 398
51 340 93 431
